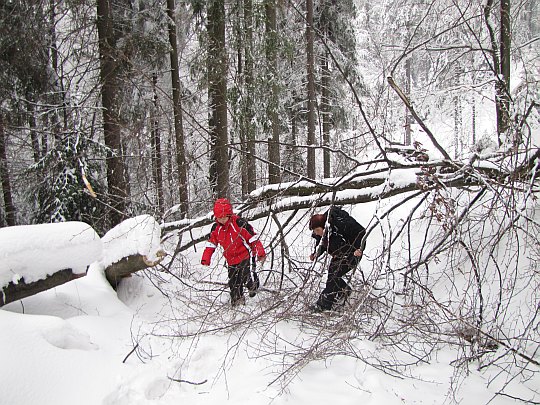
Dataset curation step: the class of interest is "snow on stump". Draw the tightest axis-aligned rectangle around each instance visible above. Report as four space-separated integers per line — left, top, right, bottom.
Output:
0 222 102 307
101 215 166 288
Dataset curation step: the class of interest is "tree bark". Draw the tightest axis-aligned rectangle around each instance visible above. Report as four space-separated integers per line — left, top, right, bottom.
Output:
238 0 256 197
151 74 165 216
96 0 129 227
167 0 189 218
484 0 511 145
48 0 67 133
236 0 248 198
266 0 281 185
0 269 86 307
0 251 167 303
306 0 316 179
0 115 16 226
321 49 331 178
244 0 256 193
404 54 412 146
105 253 165 288
499 0 511 137
320 0 330 177
208 0 230 199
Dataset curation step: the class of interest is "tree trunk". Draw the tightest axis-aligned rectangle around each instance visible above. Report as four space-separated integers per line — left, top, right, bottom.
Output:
164 158 508 252
151 74 164 216
167 0 189 218
319 0 330 178
207 0 230 199
306 0 316 179
238 0 256 198
104 253 165 289
236 1 248 198
404 55 412 146
484 0 511 146
96 0 129 226
48 0 67 133
244 0 256 193
321 49 331 178
0 115 16 226
499 0 511 138
266 0 281 185
0 269 86 307
0 253 166 303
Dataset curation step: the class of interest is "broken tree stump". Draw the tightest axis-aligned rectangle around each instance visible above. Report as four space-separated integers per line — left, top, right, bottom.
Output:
104 251 166 288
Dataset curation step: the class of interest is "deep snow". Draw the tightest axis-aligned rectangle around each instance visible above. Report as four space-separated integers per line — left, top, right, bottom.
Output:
2 207 539 404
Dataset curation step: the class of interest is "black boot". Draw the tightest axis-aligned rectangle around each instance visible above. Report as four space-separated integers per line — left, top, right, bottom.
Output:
246 277 258 297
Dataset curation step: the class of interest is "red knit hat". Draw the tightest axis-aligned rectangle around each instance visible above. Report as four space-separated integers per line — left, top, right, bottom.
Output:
213 198 233 218
309 213 327 230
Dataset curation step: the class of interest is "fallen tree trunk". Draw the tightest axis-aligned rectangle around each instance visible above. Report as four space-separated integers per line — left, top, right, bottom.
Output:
161 164 481 253
160 146 537 265
0 252 167 305
0 269 86 307
0 221 101 307
105 252 166 288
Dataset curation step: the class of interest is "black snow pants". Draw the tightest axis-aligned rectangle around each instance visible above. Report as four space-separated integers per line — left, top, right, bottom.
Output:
227 259 255 305
316 254 360 310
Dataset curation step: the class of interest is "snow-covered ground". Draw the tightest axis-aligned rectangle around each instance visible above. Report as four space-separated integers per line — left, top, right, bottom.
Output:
1 209 538 404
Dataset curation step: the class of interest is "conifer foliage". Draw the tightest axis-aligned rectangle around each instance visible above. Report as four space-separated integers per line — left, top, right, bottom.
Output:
26 133 107 234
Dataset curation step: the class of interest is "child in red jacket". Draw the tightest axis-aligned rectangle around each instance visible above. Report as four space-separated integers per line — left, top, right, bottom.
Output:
201 199 266 306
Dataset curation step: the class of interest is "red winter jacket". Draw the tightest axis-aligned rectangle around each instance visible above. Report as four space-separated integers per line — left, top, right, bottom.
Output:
201 214 266 266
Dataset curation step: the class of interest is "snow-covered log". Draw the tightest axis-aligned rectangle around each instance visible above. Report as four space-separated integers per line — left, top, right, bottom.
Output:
0 222 102 307
160 161 476 252
104 252 166 287
1 268 86 306
99 215 166 288
161 145 538 256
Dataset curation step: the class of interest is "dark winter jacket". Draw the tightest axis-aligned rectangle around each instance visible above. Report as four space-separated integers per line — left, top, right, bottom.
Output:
312 207 366 258
201 214 266 266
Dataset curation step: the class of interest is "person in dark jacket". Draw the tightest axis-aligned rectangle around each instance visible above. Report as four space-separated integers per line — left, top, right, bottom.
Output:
309 206 366 311
201 198 266 307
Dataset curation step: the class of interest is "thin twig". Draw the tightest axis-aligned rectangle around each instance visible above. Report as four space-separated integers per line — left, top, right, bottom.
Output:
168 377 208 385
387 76 451 160
122 343 139 364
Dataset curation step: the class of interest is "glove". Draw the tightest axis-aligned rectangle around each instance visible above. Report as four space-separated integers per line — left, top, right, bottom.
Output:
201 247 214 266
